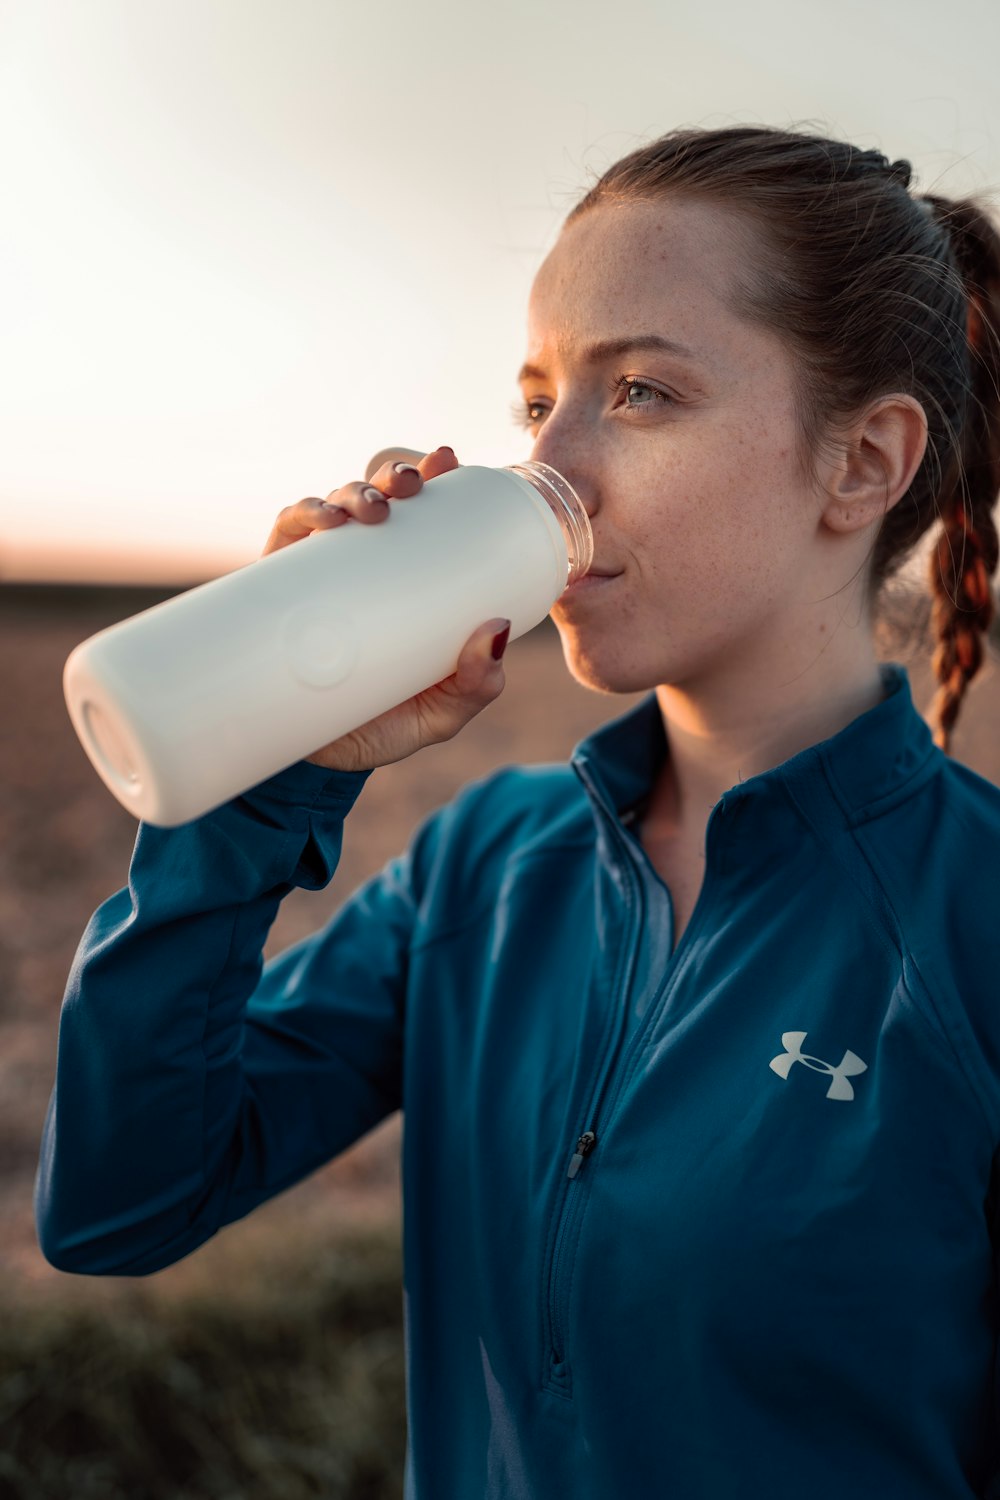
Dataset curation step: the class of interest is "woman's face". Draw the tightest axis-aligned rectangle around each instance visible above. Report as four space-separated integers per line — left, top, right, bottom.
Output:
519 196 852 698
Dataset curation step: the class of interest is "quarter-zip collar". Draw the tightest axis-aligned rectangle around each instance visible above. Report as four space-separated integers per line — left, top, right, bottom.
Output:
570 661 942 831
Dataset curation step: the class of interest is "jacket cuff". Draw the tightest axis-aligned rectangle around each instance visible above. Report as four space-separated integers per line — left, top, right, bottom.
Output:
238 757 374 812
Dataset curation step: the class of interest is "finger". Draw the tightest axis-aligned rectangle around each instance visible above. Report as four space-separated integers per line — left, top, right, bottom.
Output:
412 617 508 743
267 445 462 557
364 445 460 483
322 480 391 525
263 497 349 554
366 457 425 498
365 446 426 482
449 617 511 698
418 445 460 480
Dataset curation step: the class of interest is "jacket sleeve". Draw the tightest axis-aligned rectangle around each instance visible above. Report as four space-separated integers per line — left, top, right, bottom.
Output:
34 757 430 1277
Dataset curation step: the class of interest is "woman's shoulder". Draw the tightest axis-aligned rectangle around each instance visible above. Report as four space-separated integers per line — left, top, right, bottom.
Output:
865 753 1000 930
931 756 1000 936
396 758 594 923
868 755 1000 1126
439 758 594 860
940 753 1000 812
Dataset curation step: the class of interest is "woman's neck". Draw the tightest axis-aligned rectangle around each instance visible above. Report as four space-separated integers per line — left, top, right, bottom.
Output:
645 649 888 837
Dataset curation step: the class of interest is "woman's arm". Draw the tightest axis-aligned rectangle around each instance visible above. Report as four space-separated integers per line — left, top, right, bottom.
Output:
34 756 424 1276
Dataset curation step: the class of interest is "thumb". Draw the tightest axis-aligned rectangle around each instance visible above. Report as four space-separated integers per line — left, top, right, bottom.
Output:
451 618 511 697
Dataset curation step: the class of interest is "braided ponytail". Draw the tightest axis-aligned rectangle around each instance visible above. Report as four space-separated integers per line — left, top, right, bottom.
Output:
923 197 1000 753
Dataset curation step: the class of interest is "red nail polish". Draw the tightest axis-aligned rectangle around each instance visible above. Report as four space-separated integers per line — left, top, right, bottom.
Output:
491 623 511 660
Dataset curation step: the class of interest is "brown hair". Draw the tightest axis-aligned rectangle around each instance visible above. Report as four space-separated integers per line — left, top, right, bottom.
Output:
567 125 1000 754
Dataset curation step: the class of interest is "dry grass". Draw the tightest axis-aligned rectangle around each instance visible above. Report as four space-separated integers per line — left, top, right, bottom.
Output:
0 1226 406 1500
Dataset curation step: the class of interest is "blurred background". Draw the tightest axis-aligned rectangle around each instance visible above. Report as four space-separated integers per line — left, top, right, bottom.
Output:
3 0 1000 1495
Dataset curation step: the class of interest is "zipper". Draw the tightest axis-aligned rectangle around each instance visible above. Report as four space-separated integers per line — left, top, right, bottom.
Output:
541 792 731 1394
567 1130 597 1180
542 818 645 1391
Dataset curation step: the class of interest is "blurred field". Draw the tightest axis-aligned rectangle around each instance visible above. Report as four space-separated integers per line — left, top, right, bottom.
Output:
2 577 1000 1498
0 1228 408 1500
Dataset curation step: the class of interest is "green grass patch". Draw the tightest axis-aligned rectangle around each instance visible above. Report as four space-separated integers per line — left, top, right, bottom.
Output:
0 1228 406 1500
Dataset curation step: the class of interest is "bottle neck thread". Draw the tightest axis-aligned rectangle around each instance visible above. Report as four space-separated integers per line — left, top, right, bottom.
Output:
504 462 594 584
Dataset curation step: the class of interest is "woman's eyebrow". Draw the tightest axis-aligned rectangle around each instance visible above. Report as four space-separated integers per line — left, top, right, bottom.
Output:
517 334 706 384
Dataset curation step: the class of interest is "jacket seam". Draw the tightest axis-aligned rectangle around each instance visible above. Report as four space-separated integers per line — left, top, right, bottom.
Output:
785 779 902 972
837 812 998 1138
786 772 988 1117
820 741 940 825
900 955 997 1138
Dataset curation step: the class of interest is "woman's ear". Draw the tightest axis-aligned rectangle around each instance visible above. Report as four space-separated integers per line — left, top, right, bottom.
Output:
819 393 929 534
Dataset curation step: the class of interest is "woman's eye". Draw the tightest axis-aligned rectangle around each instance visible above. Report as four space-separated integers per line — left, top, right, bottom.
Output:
610 376 675 412
510 398 546 430
510 375 675 430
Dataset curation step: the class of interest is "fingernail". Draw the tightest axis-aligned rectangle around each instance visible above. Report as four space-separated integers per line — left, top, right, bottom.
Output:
491 622 511 660
393 462 420 475
321 502 344 514
436 446 455 457
362 487 387 506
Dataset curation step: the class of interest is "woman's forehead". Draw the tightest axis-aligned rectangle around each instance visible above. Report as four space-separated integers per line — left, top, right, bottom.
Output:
525 198 751 365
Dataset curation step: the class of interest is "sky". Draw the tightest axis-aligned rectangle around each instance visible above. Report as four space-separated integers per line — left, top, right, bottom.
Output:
1 0 998 585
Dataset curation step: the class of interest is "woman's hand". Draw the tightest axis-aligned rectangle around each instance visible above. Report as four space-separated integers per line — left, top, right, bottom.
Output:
258 446 511 773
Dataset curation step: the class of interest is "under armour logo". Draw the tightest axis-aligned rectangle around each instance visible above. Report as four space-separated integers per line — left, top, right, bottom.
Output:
769 1031 868 1101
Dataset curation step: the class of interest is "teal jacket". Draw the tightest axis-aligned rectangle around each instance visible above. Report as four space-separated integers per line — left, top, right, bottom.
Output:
36 663 1000 1497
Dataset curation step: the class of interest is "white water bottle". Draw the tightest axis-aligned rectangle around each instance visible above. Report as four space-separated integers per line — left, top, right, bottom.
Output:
63 461 593 828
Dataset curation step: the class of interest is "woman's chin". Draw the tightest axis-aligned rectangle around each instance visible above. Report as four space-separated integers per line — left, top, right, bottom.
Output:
553 631 657 697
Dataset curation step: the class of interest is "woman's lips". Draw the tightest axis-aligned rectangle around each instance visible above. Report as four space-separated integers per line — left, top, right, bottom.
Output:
563 571 621 594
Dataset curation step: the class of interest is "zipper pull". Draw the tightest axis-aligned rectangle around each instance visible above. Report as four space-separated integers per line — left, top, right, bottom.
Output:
567 1130 597 1179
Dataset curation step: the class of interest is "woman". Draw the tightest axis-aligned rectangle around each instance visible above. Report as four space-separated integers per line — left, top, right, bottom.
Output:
37 125 1000 1496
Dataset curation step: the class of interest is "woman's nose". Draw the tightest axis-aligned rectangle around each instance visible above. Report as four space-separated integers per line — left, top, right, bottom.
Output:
530 436 599 521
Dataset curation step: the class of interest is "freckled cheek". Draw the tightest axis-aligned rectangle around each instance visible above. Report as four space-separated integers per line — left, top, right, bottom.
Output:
637 479 731 561
626 500 773 609
619 437 786 571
